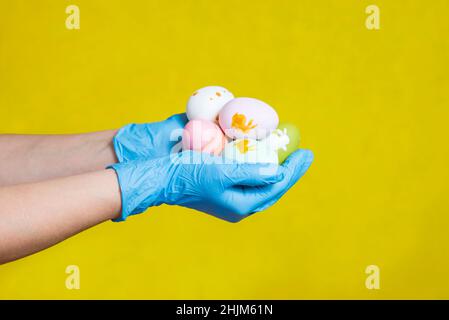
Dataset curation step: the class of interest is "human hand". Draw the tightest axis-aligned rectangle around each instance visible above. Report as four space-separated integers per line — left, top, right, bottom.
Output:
113 113 188 162
109 149 313 222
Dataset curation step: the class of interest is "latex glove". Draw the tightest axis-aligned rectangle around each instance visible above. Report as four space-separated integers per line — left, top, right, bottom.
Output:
113 113 188 162
109 149 313 222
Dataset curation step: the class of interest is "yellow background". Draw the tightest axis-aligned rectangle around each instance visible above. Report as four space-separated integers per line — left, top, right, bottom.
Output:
1 0 448 299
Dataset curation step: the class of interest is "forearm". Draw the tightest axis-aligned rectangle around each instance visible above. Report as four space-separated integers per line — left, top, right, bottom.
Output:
0 169 121 264
0 131 118 186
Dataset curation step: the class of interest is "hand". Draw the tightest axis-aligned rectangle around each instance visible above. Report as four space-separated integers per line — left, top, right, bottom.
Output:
113 113 188 162
109 149 314 222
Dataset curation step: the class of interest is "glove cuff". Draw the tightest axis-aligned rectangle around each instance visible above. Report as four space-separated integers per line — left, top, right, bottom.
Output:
113 124 153 163
107 159 167 222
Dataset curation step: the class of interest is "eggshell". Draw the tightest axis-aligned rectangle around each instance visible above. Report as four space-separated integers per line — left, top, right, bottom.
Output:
218 97 279 140
223 138 279 164
186 86 234 122
182 119 226 155
276 123 300 163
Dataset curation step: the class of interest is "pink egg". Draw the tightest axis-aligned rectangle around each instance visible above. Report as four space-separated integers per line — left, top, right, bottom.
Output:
182 120 226 155
218 97 279 140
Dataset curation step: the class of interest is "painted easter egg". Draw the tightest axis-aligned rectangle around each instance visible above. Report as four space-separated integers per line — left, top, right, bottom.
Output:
276 123 300 163
218 97 279 140
182 119 226 155
186 86 234 122
223 138 279 164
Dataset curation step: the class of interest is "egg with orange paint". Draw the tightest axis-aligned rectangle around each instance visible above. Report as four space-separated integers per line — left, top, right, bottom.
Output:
218 97 279 139
186 86 234 122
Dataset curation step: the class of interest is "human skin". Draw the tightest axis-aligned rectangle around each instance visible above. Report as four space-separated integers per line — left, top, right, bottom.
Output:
0 131 118 186
0 132 121 264
0 169 121 264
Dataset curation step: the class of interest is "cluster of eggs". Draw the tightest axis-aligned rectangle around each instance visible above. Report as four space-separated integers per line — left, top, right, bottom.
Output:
182 86 300 164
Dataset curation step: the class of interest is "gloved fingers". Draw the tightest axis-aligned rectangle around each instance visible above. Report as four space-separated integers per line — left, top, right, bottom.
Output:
154 113 187 143
166 113 188 127
261 149 314 210
240 149 314 213
280 149 314 177
221 163 284 187
218 188 259 220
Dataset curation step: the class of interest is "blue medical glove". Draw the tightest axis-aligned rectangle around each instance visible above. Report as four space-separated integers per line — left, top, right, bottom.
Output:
113 113 188 162
109 149 313 222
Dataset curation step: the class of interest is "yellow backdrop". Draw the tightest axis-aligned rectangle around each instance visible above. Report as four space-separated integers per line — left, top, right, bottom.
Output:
1 0 448 299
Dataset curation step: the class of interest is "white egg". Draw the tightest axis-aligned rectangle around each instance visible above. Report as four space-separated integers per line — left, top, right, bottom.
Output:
223 129 290 164
186 86 234 122
223 139 278 164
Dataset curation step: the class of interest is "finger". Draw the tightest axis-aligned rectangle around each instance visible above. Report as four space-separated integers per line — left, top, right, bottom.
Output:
257 149 314 211
222 163 284 187
238 149 314 212
166 113 188 126
280 149 314 176
219 187 265 220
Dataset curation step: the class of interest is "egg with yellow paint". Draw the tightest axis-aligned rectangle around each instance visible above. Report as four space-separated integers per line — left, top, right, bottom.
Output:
218 97 279 140
223 129 289 164
186 86 234 122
